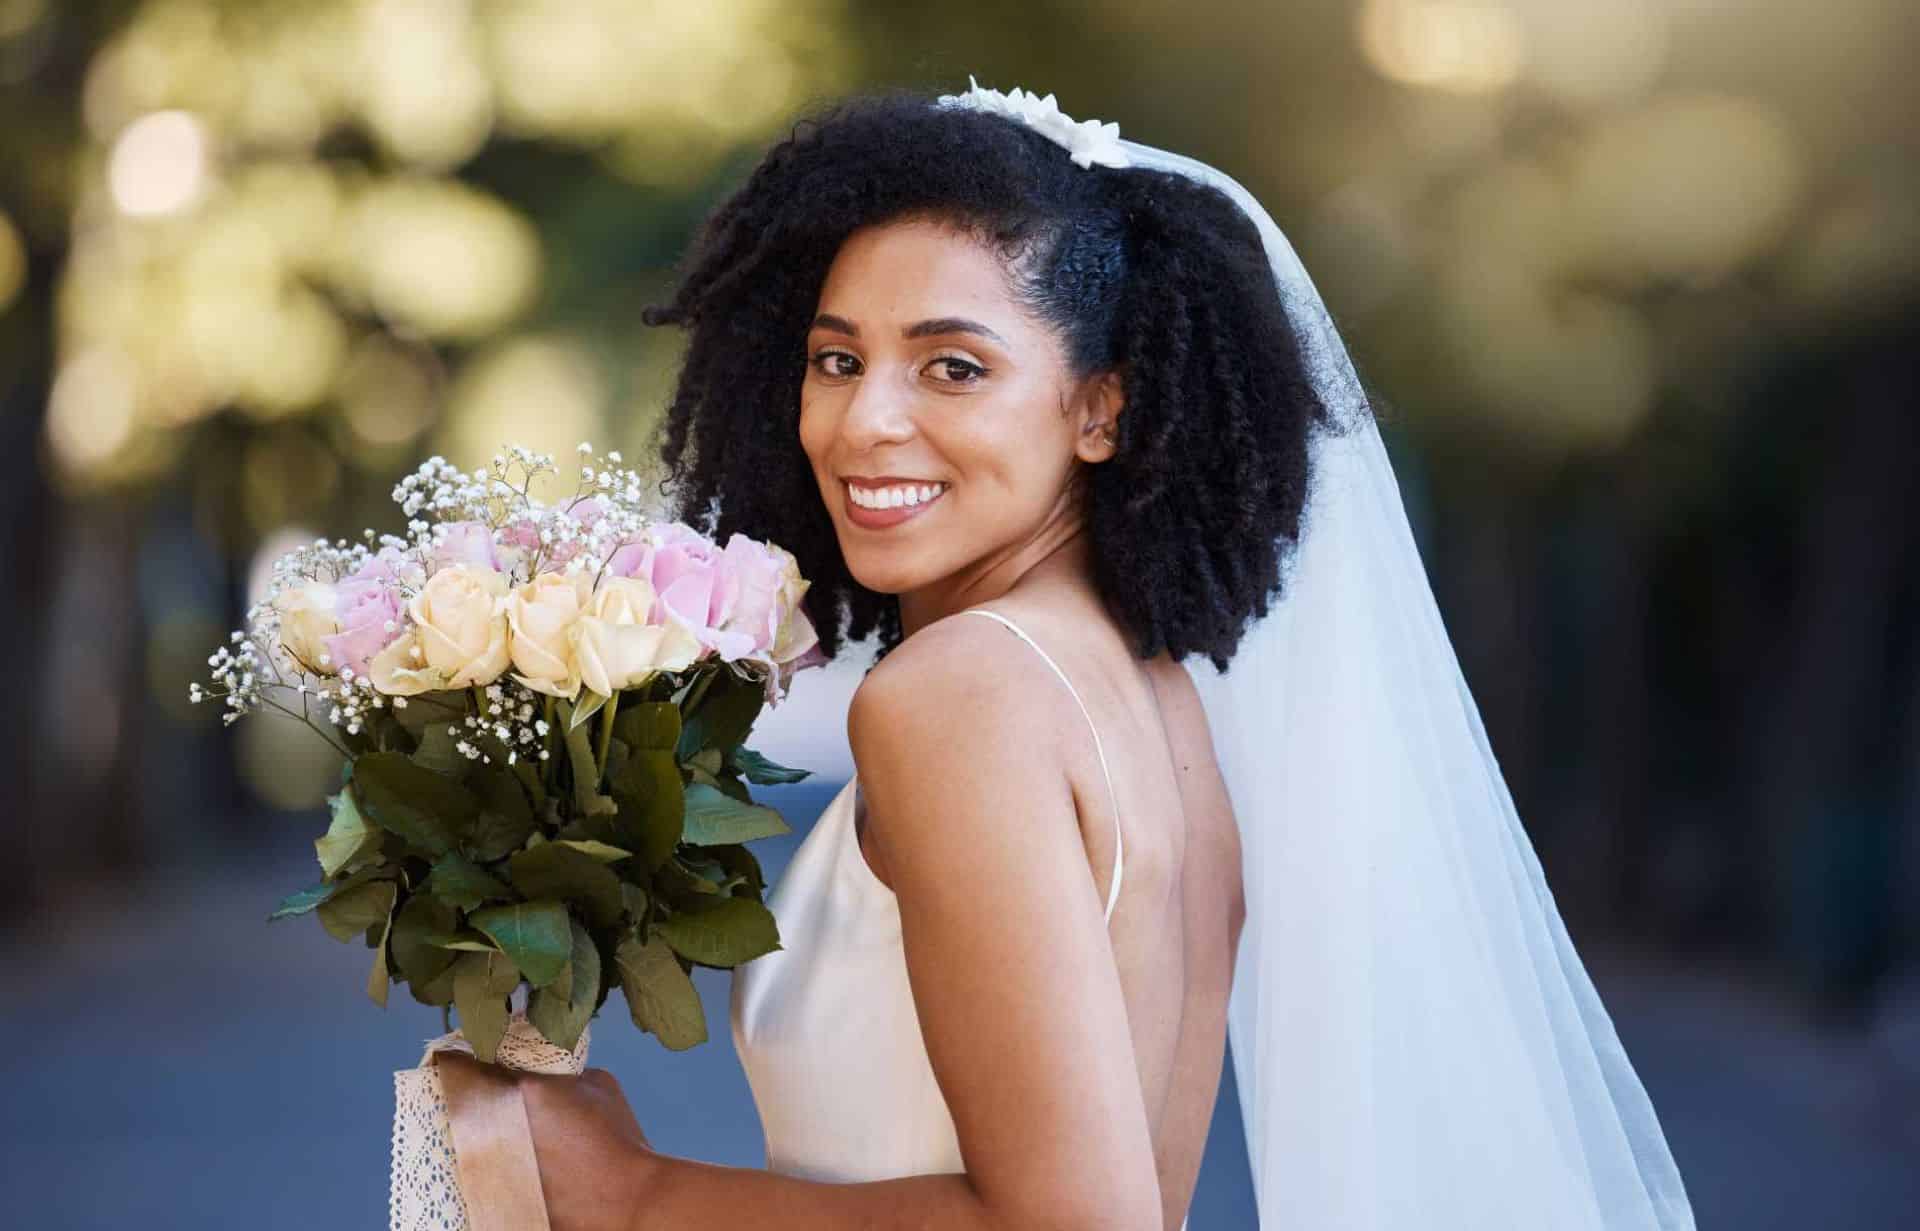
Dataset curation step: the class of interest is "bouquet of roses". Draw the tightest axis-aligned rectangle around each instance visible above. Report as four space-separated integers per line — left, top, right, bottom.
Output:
193 443 824 1227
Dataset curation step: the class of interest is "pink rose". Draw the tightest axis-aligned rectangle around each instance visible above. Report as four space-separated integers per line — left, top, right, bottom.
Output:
609 523 756 662
316 550 411 678
714 535 819 669
324 574 405 680
716 535 788 660
431 520 500 572
610 525 824 675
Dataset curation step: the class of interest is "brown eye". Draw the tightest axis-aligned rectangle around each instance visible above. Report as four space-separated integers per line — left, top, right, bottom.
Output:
810 350 861 379
928 356 986 385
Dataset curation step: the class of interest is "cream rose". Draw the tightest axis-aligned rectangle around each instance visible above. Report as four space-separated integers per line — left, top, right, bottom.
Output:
767 548 820 667
572 576 702 698
367 629 439 696
273 582 341 674
507 572 593 698
407 563 511 688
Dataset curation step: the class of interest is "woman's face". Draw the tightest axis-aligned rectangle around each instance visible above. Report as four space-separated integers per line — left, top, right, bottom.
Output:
799 215 1121 599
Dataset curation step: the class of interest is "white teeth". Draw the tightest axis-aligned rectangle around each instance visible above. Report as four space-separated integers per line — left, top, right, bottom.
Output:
848 481 946 510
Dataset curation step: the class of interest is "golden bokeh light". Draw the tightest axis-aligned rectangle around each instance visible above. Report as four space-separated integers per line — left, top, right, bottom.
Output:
356 0 494 169
107 109 214 218
1358 0 1526 95
337 333 442 449
338 177 542 341
1566 93 1804 287
0 208 25 313
486 0 853 185
45 346 139 476
1515 0 1668 107
441 333 605 475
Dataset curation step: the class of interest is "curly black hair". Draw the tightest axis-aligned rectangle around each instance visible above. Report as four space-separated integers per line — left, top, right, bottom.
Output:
640 85 1361 673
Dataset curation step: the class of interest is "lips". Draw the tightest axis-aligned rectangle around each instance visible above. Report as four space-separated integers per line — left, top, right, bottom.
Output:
841 477 948 530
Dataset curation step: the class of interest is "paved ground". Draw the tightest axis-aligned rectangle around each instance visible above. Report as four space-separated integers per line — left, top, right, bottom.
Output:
3 779 1914 1228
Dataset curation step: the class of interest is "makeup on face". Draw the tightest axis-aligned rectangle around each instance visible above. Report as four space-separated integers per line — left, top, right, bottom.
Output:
798 217 1088 591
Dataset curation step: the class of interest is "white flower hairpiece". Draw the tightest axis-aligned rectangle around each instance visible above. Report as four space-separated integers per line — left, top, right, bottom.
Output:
935 74 1131 170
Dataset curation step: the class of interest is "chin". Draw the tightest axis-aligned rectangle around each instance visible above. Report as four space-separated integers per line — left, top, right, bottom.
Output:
840 554 924 597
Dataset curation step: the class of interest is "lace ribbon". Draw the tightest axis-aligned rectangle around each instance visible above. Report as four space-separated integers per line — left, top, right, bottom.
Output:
389 1012 590 1230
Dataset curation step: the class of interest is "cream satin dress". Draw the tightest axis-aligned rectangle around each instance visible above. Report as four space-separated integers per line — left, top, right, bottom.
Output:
731 608 1188 1229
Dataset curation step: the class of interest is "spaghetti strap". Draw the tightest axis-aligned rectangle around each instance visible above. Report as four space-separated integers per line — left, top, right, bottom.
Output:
955 608 1124 923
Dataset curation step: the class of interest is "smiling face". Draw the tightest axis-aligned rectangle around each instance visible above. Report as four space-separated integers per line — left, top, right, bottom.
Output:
799 214 1123 607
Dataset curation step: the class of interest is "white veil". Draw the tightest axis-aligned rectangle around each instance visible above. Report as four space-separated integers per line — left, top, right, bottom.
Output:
1123 137 1701 1228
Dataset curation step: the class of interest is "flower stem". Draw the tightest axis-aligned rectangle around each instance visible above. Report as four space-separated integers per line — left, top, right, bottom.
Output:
596 689 621 790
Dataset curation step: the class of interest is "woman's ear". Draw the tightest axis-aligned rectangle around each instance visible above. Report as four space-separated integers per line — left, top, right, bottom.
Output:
1075 368 1127 464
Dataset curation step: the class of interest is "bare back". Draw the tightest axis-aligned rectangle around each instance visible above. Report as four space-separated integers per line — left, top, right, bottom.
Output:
856 594 1245 1229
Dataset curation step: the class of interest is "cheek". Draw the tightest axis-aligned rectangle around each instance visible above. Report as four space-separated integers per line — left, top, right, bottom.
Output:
943 400 1065 497
797 392 834 477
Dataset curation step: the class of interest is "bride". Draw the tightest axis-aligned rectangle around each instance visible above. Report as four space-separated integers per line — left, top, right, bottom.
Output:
503 80 1698 1230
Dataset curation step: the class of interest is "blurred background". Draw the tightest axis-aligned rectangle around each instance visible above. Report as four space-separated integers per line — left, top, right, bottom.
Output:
1 1 1916 1227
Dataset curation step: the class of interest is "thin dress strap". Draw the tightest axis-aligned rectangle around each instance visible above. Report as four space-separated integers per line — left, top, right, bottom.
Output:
956 608 1124 923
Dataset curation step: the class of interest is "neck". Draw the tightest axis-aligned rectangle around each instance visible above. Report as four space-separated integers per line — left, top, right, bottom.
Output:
896 509 1091 640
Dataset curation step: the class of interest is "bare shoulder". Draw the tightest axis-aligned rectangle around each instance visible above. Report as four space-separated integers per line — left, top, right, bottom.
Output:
846 610 1051 762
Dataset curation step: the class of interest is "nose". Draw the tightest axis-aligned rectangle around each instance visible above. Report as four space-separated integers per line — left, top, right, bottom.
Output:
837 366 915 452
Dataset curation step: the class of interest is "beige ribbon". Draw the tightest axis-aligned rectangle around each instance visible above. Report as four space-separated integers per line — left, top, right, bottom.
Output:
436 1050 554 1231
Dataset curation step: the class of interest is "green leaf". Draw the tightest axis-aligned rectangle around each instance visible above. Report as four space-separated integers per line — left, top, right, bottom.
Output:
315 789 383 879
601 737 632 789
654 896 781 969
675 670 764 760
391 689 471 735
610 748 684 872
352 751 480 859
269 883 335 921
269 865 393 921
555 839 633 864
389 893 461 993
615 933 707 1051
429 931 502 952
528 920 600 1052
316 880 397 943
568 689 610 731
508 844 624 929
367 896 396 1008
470 767 531 824
413 958 459 1007
410 722 465 776
467 811 537 864
681 783 791 845
727 747 812 786
613 702 681 752
428 852 514 912
452 949 521 1063
468 900 572 989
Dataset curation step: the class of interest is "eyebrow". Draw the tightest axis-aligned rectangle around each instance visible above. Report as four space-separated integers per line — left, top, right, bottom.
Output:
810 313 1008 347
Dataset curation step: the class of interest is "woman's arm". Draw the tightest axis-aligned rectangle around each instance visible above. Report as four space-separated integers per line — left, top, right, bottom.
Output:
518 1067 1002 1231
527 616 1163 1231
619 1152 1001 1230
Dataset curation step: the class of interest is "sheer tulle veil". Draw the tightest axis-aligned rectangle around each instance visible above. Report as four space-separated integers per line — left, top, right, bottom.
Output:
1114 138 1699 1227
926 79 1694 1226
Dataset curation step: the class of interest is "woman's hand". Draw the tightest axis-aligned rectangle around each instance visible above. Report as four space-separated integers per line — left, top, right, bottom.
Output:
517 1066 655 1231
